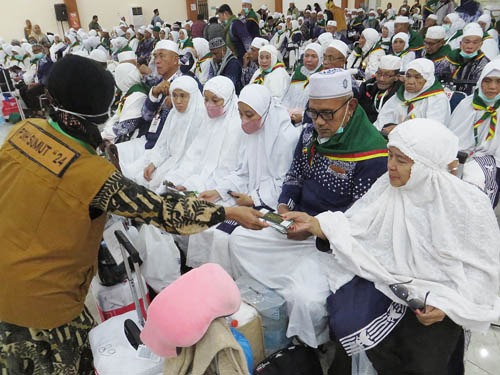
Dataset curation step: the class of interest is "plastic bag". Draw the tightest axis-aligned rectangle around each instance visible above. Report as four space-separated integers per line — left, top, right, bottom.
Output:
135 225 181 293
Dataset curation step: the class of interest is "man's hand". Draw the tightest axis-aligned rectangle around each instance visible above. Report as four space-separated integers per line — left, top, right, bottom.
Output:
242 52 251 68
199 189 221 203
229 192 254 207
225 206 268 230
415 306 446 326
282 211 326 240
277 203 291 215
143 163 156 181
152 79 170 98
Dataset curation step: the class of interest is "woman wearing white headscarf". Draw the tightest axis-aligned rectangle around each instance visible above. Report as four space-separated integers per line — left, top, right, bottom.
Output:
448 60 500 207
285 118 500 374
162 76 245 194
443 13 466 50
380 21 394 53
282 43 323 121
270 23 289 62
187 84 301 273
169 31 179 43
139 76 207 191
251 44 291 102
391 32 415 71
101 63 148 143
375 58 450 131
192 37 212 85
346 28 385 79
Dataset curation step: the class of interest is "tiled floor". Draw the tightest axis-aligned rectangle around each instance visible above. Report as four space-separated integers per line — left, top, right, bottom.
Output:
3 121 500 374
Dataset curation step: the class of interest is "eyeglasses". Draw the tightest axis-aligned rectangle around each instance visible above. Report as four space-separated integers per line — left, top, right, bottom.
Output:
375 71 398 78
306 99 350 121
389 280 430 313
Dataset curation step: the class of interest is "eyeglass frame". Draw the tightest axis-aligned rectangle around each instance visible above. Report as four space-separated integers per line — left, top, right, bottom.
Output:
306 98 351 122
375 70 399 79
389 280 430 313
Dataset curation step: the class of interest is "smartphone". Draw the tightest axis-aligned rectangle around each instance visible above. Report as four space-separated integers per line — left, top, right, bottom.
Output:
259 208 293 234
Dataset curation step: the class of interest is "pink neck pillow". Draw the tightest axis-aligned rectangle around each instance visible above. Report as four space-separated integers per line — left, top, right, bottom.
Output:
140 263 241 357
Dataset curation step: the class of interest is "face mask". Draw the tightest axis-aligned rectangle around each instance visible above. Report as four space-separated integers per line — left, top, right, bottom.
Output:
205 102 225 118
244 8 249 14
278 29 285 35
369 16 375 20
335 101 351 135
32 52 44 60
442 24 451 32
459 50 479 59
478 90 500 105
179 37 187 43
241 117 263 134
262 66 272 73
14 54 24 61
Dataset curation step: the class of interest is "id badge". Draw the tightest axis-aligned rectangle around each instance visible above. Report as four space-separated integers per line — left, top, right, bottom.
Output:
149 114 161 133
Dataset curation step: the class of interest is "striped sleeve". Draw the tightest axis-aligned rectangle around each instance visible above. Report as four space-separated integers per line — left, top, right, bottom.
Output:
90 171 225 235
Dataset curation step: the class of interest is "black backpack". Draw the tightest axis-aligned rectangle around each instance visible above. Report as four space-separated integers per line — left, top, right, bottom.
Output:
253 345 323 375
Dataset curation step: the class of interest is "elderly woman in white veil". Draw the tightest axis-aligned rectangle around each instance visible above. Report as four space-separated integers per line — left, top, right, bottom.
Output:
250 44 290 102
162 76 245 195
186 84 301 273
284 118 500 374
139 75 207 190
448 60 500 207
346 28 385 80
375 58 450 132
282 43 323 124
101 62 148 143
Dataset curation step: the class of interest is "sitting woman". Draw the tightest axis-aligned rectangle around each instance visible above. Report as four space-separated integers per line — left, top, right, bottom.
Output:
251 44 290 102
346 28 385 80
448 60 500 207
140 75 207 191
187 84 301 273
192 37 212 85
282 42 323 124
101 63 148 143
285 118 500 375
161 76 245 194
375 58 450 132
390 32 415 72
380 21 394 53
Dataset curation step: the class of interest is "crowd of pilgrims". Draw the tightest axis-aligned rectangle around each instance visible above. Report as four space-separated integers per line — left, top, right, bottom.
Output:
2 0 500 372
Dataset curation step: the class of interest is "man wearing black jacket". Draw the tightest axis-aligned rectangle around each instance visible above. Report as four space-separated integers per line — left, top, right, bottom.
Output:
358 55 403 123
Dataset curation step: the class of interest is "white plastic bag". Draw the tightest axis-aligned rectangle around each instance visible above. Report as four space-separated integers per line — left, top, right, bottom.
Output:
135 225 181 292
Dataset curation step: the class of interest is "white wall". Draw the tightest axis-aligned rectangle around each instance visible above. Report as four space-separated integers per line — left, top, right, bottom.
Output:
0 0 187 42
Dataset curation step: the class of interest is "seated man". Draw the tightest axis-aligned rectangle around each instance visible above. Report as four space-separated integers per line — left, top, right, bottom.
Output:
228 69 388 348
393 15 425 57
442 22 490 95
423 25 451 81
359 55 403 123
207 37 242 94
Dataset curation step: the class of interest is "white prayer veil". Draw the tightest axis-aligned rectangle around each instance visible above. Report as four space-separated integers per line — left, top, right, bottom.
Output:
392 32 409 52
317 118 500 332
114 62 142 93
404 58 436 99
192 37 210 58
259 44 279 69
361 28 380 53
146 75 206 185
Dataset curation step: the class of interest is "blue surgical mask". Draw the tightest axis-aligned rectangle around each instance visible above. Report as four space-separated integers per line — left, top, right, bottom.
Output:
335 126 344 135
442 24 451 32
14 54 24 61
478 90 500 105
460 50 479 59
263 66 272 73
244 8 249 14
32 52 44 60
278 29 285 35
369 16 375 20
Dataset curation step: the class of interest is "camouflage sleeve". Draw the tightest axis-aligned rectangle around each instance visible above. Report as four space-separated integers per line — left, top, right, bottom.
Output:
90 170 225 235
